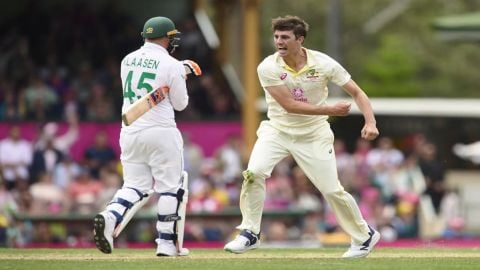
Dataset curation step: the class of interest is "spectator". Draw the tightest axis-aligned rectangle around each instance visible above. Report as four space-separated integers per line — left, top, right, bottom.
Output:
177 18 212 72
351 138 373 191
22 75 59 121
334 139 356 192
45 64 70 99
300 210 325 241
0 126 33 190
188 163 229 214
390 154 426 204
264 166 294 210
188 179 228 213
0 83 22 121
291 166 323 212
357 187 383 228
440 189 465 238
3 36 34 91
30 139 63 184
70 63 94 119
184 74 215 117
211 92 234 116
52 154 81 190
34 114 79 155
29 172 68 215
200 75 238 117
264 221 290 242
215 134 243 184
83 130 117 179
0 180 18 246
182 133 205 181
85 82 115 121
67 168 103 214
97 166 122 209
10 180 33 215
366 137 404 201
391 200 418 238
61 89 80 123
417 142 445 213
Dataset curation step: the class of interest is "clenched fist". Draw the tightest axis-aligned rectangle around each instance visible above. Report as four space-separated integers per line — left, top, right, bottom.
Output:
329 101 351 116
361 123 379 141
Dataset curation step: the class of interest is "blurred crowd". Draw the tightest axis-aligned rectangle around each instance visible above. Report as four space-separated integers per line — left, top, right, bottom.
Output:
0 1 467 248
0 118 466 247
0 2 239 123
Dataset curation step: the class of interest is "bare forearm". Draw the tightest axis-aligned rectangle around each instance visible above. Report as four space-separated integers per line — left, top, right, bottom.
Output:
341 79 376 124
341 79 379 140
353 91 376 124
266 85 350 116
283 100 331 115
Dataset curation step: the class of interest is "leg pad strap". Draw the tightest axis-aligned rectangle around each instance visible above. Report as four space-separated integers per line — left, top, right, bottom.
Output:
158 214 181 222
160 189 185 202
159 233 177 241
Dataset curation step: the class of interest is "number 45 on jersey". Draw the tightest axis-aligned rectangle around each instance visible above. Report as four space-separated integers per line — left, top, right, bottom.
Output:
122 60 202 126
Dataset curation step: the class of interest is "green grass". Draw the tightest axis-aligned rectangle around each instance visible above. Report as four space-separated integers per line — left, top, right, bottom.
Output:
1 247 480 270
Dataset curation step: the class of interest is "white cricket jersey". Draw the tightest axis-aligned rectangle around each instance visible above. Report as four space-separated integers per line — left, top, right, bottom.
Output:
120 42 188 132
257 48 351 135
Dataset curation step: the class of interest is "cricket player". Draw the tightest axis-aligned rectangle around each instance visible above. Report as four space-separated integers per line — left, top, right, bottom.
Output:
93 16 197 256
224 15 381 258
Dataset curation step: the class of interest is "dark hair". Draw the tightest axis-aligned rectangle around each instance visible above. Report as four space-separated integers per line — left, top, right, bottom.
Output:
271 15 309 39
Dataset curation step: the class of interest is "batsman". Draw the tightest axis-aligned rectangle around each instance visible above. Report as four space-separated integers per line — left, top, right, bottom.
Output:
93 16 200 256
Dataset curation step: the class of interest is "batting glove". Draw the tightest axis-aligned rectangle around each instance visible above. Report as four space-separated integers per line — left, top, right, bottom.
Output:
182 60 202 76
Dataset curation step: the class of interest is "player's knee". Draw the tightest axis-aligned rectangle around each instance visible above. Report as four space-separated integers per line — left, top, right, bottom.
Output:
323 189 346 201
242 169 266 184
125 182 152 194
114 186 148 202
242 170 254 184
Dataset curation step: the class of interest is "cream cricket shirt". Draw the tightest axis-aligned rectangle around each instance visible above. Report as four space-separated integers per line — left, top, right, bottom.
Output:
257 48 351 136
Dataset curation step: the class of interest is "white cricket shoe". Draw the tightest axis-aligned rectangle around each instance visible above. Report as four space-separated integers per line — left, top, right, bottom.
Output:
224 230 260 254
93 211 116 254
342 226 381 258
156 239 178 256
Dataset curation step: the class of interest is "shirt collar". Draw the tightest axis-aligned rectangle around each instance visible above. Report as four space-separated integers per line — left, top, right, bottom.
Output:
275 48 315 74
143 42 168 54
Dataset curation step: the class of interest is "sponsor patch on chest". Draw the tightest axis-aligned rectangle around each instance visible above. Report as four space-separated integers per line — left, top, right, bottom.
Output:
291 88 308 103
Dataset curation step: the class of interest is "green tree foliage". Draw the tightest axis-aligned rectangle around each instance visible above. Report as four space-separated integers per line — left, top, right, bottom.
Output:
359 34 421 97
259 0 480 97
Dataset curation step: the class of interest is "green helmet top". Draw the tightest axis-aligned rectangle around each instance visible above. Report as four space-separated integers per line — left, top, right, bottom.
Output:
141 16 179 39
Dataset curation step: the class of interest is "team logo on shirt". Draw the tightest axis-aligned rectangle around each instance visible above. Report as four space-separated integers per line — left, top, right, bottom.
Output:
280 73 288 80
291 88 307 102
305 69 320 80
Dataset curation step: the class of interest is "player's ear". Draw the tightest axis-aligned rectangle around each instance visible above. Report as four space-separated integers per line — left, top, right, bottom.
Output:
297 36 305 44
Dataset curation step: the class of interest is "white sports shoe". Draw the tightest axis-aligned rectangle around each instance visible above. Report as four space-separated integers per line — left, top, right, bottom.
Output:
342 226 381 258
93 211 116 254
156 239 179 256
224 230 260 254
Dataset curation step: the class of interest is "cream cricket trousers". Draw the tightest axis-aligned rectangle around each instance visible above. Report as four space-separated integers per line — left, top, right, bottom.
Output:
237 121 370 245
